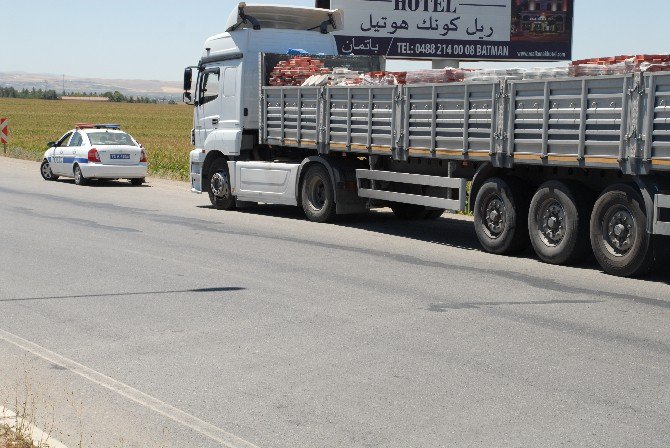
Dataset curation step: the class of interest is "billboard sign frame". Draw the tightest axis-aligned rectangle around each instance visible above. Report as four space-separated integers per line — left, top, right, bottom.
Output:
331 0 574 61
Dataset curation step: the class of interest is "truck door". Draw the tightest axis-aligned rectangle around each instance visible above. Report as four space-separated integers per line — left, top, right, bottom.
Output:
220 65 239 129
194 67 221 148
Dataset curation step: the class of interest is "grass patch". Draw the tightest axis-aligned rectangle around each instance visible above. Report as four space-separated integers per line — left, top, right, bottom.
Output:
0 98 193 181
0 425 34 448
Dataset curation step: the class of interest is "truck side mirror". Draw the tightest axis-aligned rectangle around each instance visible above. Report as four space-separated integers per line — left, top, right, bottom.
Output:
183 68 193 92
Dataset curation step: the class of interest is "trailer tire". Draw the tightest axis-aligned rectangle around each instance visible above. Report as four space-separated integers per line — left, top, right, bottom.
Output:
423 209 445 220
590 184 653 277
391 203 429 220
207 158 235 210
528 181 591 265
301 164 336 223
474 177 530 255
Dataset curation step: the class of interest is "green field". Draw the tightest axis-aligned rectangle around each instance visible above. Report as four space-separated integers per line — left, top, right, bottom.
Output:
0 98 193 180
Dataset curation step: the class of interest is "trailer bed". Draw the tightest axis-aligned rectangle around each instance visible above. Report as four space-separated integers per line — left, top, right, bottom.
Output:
261 71 670 175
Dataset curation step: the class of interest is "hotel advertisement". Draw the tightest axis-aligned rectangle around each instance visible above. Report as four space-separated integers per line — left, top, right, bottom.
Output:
331 0 574 60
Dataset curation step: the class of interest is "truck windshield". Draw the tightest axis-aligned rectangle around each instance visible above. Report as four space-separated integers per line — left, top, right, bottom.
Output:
87 132 137 146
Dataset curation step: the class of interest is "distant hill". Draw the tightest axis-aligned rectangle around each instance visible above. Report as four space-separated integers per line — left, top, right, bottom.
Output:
0 72 182 100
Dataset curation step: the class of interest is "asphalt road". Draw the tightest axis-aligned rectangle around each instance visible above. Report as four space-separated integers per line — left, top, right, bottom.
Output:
1 157 669 448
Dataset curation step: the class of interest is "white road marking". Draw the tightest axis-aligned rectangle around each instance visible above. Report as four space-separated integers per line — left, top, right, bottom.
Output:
0 406 69 448
0 328 259 448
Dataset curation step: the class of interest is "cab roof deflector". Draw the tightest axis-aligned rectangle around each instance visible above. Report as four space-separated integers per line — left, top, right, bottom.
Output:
225 3 343 33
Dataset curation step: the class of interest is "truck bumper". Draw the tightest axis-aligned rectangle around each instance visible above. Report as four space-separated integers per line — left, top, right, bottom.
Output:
190 149 204 193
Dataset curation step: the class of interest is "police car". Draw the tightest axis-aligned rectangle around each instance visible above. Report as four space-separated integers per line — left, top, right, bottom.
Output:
40 124 148 185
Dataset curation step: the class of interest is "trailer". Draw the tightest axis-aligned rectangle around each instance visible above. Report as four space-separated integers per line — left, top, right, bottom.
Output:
185 4 670 277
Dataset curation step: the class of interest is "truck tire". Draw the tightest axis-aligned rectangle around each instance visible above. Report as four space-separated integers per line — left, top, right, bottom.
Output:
301 164 336 223
590 184 654 277
207 158 235 210
474 177 530 255
528 181 591 265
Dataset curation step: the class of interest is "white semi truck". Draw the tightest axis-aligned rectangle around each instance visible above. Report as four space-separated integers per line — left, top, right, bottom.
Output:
184 3 670 277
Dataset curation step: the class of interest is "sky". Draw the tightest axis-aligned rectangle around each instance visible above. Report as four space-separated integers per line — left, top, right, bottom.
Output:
2 0 669 81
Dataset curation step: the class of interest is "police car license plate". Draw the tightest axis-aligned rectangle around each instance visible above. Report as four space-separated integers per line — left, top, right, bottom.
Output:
110 154 130 160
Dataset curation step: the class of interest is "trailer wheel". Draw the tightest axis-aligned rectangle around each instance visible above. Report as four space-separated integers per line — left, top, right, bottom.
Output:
391 203 429 220
423 209 445 220
301 164 336 223
474 177 530 255
528 181 591 265
590 184 653 277
208 158 235 210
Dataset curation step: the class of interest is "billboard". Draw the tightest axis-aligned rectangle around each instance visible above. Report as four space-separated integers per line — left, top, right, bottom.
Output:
331 0 574 61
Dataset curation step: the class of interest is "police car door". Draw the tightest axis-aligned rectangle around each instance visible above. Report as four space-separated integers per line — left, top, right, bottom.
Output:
65 131 84 175
52 131 73 175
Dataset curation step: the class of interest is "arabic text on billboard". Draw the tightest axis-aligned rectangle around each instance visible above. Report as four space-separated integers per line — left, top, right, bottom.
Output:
332 0 573 60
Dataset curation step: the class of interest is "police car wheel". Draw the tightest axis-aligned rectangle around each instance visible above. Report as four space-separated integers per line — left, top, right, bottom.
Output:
73 165 87 186
40 160 58 181
130 178 144 186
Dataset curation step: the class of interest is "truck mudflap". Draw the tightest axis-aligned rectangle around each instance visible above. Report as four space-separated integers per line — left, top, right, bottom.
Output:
355 169 467 212
653 194 670 235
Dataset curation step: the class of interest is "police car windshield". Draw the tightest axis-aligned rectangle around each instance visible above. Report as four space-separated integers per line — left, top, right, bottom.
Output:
87 132 137 146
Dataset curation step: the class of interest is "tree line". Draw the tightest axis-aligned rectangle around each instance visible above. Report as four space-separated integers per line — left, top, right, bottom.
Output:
0 86 59 100
0 86 175 104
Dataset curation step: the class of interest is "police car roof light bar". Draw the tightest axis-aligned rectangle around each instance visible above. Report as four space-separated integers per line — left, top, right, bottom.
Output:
94 124 121 130
75 123 95 129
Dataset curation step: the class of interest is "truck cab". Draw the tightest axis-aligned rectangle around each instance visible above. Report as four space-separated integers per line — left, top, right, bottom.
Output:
185 4 341 194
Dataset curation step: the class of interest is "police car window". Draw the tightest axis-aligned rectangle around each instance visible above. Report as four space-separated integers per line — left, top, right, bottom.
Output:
68 132 83 147
57 132 73 147
200 71 220 105
87 132 137 146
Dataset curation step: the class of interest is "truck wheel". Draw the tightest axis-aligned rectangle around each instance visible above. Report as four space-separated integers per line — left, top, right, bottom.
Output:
528 181 591 265
590 184 653 277
391 203 428 219
474 177 530 255
301 164 336 223
208 158 235 210
73 165 87 186
40 160 58 181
